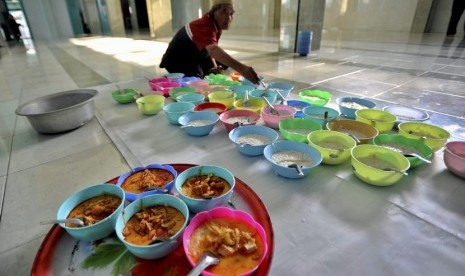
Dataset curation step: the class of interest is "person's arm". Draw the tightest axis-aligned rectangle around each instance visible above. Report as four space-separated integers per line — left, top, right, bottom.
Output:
206 44 260 84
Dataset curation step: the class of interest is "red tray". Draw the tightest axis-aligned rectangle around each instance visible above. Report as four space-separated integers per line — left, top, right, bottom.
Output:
31 164 274 275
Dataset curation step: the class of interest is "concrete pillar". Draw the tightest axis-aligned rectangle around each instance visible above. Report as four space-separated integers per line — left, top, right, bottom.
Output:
146 0 172 38
279 0 325 53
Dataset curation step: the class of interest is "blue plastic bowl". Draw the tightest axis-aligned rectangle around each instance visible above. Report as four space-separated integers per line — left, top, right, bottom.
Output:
57 184 125 241
163 102 195 125
178 76 201 86
116 164 178 202
228 125 279 156
165 72 185 82
286 100 312 118
263 140 323 179
178 111 219 136
302 106 340 129
268 82 294 98
174 165 235 213
115 194 189 260
336 97 376 119
176 93 205 106
249 89 278 104
229 84 255 99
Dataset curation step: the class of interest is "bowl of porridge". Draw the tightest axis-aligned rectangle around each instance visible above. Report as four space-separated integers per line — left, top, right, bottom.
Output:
336 97 376 119
351 144 410 186
398 122 450 152
307 130 357 165
279 118 322 143
263 140 323 179
261 104 297 129
302 106 340 129
298 89 332 106
373 134 433 168
194 102 227 115
229 125 279 156
355 109 397 134
326 119 379 144
233 98 267 114
178 111 219 136
219 109 261 132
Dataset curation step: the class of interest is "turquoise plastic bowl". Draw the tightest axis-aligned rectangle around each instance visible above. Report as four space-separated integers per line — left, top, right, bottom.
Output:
115 194 189 260
268 82 294 97
178 111 219 136
336 97 376 119
163 102 195 125
174 165 235 213
286 100 312 118
263 140 323 179
57 184 125 241
229 84 255 99
302 106 340 129
249 89 278 104
228 125 279 156
176 93 205 106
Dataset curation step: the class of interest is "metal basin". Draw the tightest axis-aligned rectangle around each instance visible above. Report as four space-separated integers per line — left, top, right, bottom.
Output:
15 89 98 134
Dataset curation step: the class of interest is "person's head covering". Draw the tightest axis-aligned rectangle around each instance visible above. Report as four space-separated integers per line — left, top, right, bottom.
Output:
212 0 235 6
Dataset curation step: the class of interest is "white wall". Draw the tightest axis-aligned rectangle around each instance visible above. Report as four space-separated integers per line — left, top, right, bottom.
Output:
50 0 74 38
323 0 420 32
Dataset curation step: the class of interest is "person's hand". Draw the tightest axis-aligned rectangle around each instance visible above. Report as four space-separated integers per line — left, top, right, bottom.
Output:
209 66 226 75
239 66 260 84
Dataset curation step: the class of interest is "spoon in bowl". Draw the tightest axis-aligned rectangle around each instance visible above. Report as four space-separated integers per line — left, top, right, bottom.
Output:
40 218 85 227
262 96 279 115
144 186 170 193
187 251 219 276
382 168 408 176
116 84 125 95
403 152 432 164
274 89 286 105
243 90 251 107
288 163 304 176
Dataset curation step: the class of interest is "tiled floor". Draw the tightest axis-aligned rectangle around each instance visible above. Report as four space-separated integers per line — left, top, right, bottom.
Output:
0 29 464 275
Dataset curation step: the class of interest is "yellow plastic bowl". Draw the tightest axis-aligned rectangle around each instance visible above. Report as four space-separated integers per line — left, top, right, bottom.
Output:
355 109 397 133
326 119 379 144
308 130 356 165
233 98 266 114
398 122 450 152
279 118 322 143
351 145 410 186
136 95 165 115
208 90 236 109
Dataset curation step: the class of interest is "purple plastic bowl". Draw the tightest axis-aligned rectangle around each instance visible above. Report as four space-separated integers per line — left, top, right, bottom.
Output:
444 141 465 179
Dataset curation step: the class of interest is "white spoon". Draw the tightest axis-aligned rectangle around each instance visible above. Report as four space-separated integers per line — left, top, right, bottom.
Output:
40 218 85 227
187 251 219 276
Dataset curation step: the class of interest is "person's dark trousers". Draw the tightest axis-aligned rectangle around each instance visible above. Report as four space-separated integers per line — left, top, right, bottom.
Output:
447 0 465 36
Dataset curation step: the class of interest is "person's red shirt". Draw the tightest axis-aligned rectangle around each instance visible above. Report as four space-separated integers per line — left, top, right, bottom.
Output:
186 13 222 51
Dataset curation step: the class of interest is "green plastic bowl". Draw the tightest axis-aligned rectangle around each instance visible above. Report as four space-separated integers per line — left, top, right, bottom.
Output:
373 134 433 168
351 145 410 186
298 90 332 106
279 118 322 143
308 130 356 165
169 86 196 100
205 74 228 85
398 122 450 152
136 95 165 115
112 88 137 104
208 90 236 109
355 109 397 134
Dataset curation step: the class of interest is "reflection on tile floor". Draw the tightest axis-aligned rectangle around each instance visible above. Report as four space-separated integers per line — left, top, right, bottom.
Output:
0 30 464 274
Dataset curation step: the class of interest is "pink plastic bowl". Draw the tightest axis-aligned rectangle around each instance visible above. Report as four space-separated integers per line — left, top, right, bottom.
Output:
261 104 296 129
444 141 465 179
183 207 268 276
153 81 181 97
148 77 170 90
219 109 261 132
187 79 209 93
